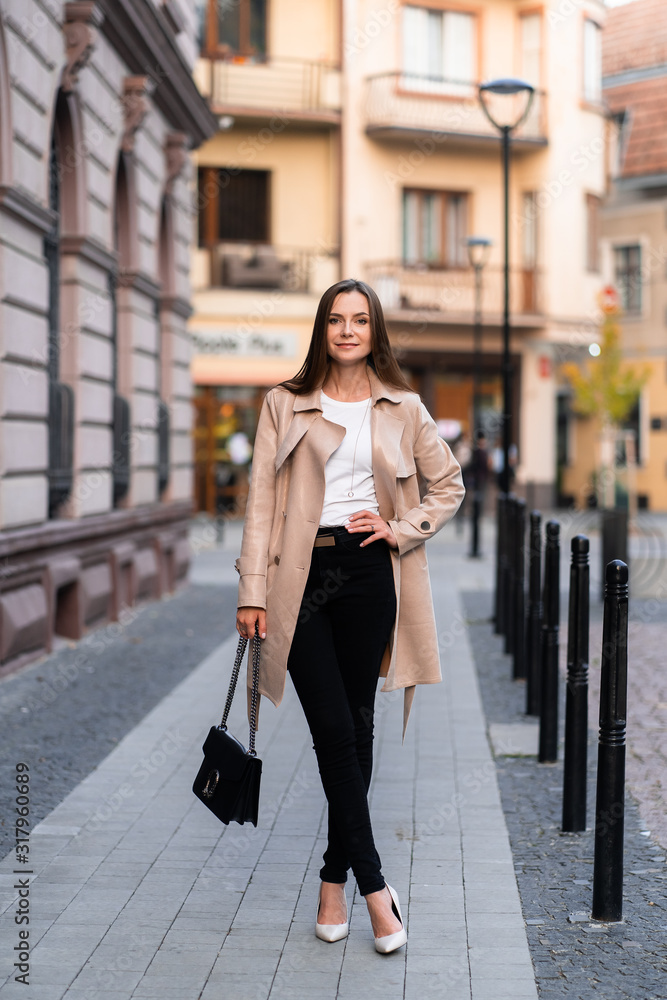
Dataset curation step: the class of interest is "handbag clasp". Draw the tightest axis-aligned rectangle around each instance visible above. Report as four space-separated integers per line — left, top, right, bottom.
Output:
202 769 220 798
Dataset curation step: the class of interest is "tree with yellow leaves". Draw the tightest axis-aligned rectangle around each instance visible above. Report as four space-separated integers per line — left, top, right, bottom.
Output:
561 287 649 509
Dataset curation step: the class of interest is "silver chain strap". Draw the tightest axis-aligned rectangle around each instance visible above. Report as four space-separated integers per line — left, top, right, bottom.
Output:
219 622 261 757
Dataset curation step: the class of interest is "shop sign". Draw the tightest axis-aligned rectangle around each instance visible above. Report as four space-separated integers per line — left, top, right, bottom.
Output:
190 329 298 358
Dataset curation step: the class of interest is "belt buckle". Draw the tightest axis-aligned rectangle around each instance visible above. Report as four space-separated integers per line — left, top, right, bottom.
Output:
314 534 336 548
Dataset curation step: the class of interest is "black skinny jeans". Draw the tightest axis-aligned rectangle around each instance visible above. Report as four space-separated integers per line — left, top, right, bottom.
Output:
286 526 397 897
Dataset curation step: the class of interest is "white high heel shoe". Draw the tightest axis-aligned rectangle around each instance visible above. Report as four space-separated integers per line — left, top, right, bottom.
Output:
374 884 407 954
315 883 348 943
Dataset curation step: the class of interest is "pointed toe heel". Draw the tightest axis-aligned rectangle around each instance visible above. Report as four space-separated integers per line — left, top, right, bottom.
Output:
315 885 348 943
374 884 407 954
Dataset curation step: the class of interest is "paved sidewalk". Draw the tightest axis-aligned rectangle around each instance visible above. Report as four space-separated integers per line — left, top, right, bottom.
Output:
0 522 536 1000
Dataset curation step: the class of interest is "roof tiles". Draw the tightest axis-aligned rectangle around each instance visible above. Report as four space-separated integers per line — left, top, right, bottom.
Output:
603 0 667 179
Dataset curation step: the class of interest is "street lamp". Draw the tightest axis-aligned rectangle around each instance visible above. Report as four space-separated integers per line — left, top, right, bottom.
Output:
478 77 534 632
465 236 492 559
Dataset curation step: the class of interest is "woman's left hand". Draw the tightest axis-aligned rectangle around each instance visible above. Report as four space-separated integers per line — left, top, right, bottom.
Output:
346 510 398 549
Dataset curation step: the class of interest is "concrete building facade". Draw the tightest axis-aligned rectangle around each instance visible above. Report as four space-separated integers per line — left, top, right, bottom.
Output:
0 0 215 675
191 0 607 513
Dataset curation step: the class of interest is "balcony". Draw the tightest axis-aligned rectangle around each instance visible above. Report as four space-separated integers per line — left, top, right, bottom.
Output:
365 261 543 324
365 73 547 148
193 242 340 295
195 57 341 125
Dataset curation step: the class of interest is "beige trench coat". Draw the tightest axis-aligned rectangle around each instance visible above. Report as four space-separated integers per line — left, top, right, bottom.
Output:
235 366 465 738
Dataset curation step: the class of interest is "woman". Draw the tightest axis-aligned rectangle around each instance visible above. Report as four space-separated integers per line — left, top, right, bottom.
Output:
235 278 464 953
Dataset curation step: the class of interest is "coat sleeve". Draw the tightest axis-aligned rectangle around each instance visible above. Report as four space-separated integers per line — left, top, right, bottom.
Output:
236 392 278 610
388 402 465 556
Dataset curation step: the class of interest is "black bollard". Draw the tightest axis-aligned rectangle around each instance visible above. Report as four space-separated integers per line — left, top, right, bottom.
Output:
538 520 560 763
494 493 506 635
525 511 543 716
513 498 526 680
592 560 629 922
500 496 513 642
562 535 590 832
504 495 517 656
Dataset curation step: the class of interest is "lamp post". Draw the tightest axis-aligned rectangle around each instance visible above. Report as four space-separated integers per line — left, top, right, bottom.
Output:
466 236 492 558
478 77 534 629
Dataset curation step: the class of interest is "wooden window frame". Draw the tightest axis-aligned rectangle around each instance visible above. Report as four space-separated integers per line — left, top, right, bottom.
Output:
402 187 469 268
399 2 482 98
614 243 642 316
198 166 271 246
204 0 268 60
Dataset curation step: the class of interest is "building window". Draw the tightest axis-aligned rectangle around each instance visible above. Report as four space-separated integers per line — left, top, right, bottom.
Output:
205 0 267 60
614 244 642 314
198 167 270 245
521 192 538 312
586 194 601 272
402 189 468 267
583 19 602 103
521 192 538 268
610 110 628 177
520 12 542 87
402 5 476 95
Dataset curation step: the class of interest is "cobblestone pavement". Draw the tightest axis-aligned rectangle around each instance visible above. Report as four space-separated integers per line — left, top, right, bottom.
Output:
462 589 667 1000
0 582 237 858
588 606 667 852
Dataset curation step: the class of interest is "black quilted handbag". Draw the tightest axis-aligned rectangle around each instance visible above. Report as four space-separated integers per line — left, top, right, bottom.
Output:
192 624 262 826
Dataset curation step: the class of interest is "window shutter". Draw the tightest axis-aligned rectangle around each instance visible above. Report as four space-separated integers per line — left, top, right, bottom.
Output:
444 12 474 83
584 21 602 102
520 14 541 87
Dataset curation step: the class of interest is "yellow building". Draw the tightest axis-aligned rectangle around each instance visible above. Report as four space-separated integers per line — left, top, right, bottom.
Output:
191 0 607 513
560 0 667 512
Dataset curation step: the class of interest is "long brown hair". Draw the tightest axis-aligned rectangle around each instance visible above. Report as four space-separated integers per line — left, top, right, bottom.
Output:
280 278 413 395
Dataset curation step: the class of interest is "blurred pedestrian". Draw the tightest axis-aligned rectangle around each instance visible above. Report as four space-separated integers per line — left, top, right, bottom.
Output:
491 440 517 491
451 432 472 536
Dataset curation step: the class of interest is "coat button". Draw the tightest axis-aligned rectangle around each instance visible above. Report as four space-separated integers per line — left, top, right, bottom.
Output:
420 520 430 530
274 555 280 565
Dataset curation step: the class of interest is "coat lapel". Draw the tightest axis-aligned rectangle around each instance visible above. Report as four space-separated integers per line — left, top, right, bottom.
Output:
274 410 319 472
274 386 324 472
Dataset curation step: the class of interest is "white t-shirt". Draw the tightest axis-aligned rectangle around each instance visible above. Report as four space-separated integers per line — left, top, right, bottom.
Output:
319 392 379 526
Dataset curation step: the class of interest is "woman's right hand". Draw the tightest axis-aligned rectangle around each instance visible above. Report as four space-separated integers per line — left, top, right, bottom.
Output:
236 607 267 640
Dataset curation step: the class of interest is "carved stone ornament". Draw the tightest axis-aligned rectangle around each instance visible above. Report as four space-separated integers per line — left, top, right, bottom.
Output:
121 76 150 154
62 2 103 94
165 132 188 193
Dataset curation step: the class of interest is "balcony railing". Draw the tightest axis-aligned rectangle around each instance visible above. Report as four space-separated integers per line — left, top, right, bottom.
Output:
194 243 340 295
365 262 543 319
365 73 547 145
196 57 341 119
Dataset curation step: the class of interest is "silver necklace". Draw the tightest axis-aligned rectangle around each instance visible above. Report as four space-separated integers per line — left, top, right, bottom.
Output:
347 396 372 498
